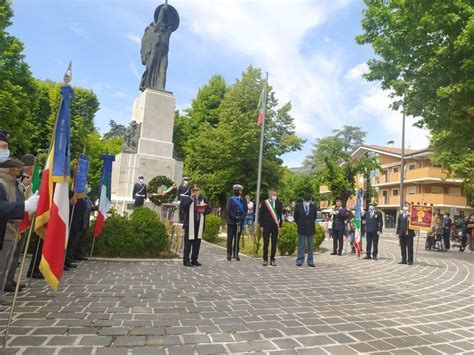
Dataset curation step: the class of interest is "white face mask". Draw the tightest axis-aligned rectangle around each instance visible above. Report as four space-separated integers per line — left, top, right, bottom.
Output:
403 206 409 211
303 201 310 207
271 195 277 201
0 149 10 163
86 186 91 194
139 179 144 183
368 206 375 212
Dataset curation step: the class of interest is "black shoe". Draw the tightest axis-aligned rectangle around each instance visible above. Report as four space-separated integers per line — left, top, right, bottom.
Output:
11 280 26 288
191 261 201 267
330 252 337 255
226 255 231 261
63 265 70 271
296 264 302 267
337 253 342 256
31 272 43 279
407 261 413 265
263 261 268 266
235 256 240 261
363 256 371 260
373 256 378 260
65 262 77 268
308 264 315 267
270 260 277 266
184 262 194 267
4 283 23 292
398 261 407 264
75 256 88 261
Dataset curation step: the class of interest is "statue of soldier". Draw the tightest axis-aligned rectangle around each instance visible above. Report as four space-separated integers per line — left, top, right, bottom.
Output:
139 2 180 91
122 121 140 153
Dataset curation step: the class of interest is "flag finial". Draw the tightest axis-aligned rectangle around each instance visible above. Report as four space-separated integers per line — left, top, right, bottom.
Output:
64 61 72 85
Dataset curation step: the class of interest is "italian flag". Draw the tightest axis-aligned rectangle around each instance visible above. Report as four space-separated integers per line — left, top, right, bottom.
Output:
93 155 115 238
257 82 267 126
18 158 41 234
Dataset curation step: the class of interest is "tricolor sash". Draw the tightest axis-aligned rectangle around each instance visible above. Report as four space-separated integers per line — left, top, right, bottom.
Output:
264 199 280 228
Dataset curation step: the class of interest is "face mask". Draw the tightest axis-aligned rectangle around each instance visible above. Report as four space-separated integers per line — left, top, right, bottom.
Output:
304 201 310 207
183 181 188 186
139 179 144 183
0 149 10 163
368 206 374 212
86 186 92 194
271 195 277 201
403 206 409 211
234 190 241 196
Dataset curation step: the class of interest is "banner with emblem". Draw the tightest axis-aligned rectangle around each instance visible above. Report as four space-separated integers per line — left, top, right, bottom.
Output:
409 205 433 231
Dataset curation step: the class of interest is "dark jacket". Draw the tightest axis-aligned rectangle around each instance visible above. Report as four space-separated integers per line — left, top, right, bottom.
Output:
396 212 415 237
226 195 247 225
83 197 98 230
70 198 87 233
132 182 147 200
259 198 283 229
0 180 24 250
332 207 350 231
293 202 317 236
442 217 452 231
181 195 211 230
176 184 190 201
364 210 383 233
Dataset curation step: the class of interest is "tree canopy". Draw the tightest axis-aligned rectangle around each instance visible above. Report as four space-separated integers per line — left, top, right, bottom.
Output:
357 0 474 201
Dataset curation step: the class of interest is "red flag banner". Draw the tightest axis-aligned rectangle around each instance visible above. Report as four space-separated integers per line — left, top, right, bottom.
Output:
409 205 433 231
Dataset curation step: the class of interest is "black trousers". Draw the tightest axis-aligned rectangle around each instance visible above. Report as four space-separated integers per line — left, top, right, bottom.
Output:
366 231 379 257
134 197 145 207
183 226 202 264
28 238 42 276
399 233 414 263
332 229 344 255
76 229 88 259
461 234 467 251
443 230 450 250
66 230 82 263
227 224 242 258
262 227 278 261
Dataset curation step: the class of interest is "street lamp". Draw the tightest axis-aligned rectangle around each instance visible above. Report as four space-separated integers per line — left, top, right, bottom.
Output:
399 101 406 208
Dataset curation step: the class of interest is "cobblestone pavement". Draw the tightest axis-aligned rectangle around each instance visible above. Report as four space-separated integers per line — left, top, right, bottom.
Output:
1 235 473 355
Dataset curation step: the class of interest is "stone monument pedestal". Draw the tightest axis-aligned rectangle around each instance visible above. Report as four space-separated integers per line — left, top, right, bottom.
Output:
111 89 183 214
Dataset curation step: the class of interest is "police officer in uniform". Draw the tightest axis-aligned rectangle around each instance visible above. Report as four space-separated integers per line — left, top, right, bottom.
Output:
396 201 415 265
132 175 147 207
363 203 383 260
177 177 190 223
226 184 247 261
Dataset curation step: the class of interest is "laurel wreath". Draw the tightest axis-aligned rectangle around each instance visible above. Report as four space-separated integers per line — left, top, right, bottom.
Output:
147 175 177 206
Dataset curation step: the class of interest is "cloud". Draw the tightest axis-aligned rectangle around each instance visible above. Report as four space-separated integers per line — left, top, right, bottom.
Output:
130 61 142 81
126 33 141 45
69 22 87 38
345 63 368 80
113 91 128 98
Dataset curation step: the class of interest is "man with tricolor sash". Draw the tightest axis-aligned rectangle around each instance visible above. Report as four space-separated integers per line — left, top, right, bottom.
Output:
226 184 247 261
259 188 283 266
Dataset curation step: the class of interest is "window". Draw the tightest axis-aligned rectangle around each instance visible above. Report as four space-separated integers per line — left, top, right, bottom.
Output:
393 189 399 196
432 186 444 194
448 187 461 196
409 164 417 170
393 167 399 173
407 186 416 195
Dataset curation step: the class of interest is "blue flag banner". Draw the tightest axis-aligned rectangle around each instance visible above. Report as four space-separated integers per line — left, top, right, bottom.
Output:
74 154 90 194
355 188 364 225
51 85 75 180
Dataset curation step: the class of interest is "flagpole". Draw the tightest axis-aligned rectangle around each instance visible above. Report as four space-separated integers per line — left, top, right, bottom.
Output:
253 72 268 249
2 214 36 352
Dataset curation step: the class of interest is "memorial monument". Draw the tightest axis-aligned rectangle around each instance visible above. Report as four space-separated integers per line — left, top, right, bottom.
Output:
111 1 183 213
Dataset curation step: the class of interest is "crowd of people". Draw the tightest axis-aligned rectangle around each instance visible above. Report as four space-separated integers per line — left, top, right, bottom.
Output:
0 130 99 312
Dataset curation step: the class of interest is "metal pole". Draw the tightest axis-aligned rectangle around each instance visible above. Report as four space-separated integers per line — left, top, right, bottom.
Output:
399 101 406 208
27 234 41 288
2 214 36 352
90 237 96 258
253 72 268 246
415 229 420 263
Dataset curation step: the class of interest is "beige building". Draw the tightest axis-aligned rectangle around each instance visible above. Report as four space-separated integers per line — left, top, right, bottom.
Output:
320 144 473 228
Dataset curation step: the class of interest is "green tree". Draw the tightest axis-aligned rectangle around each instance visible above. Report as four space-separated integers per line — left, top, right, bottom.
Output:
303 136 345 174
357 0 474 202
332 125 367 152
0 0 38 153
278 169 320 207
103 120 126 139
183 67 304 208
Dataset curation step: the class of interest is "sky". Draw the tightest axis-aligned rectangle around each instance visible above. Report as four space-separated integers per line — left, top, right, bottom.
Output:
10 0 430 168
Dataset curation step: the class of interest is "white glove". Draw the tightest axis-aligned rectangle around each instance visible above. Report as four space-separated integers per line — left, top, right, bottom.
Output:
24 192 40 213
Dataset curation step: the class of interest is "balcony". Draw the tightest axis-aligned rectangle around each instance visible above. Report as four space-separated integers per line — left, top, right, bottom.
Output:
375 167 452 185
377 193 467 207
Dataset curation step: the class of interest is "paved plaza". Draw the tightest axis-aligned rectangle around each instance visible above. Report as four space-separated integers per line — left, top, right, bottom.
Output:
1 235 473 355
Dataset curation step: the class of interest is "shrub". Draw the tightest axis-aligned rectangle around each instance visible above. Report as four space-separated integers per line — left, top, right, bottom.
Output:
278 223 298 256
203 214 222 243
87 207 169 258
314 224 325 250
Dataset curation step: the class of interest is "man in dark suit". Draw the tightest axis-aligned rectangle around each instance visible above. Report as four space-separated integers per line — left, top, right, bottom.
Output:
363 203 383 260
331 198 351 256
176 176 190 223
226 184 247 261
259 188 283 266
181 185 211 267
396 201 415 265
294 193 317 267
